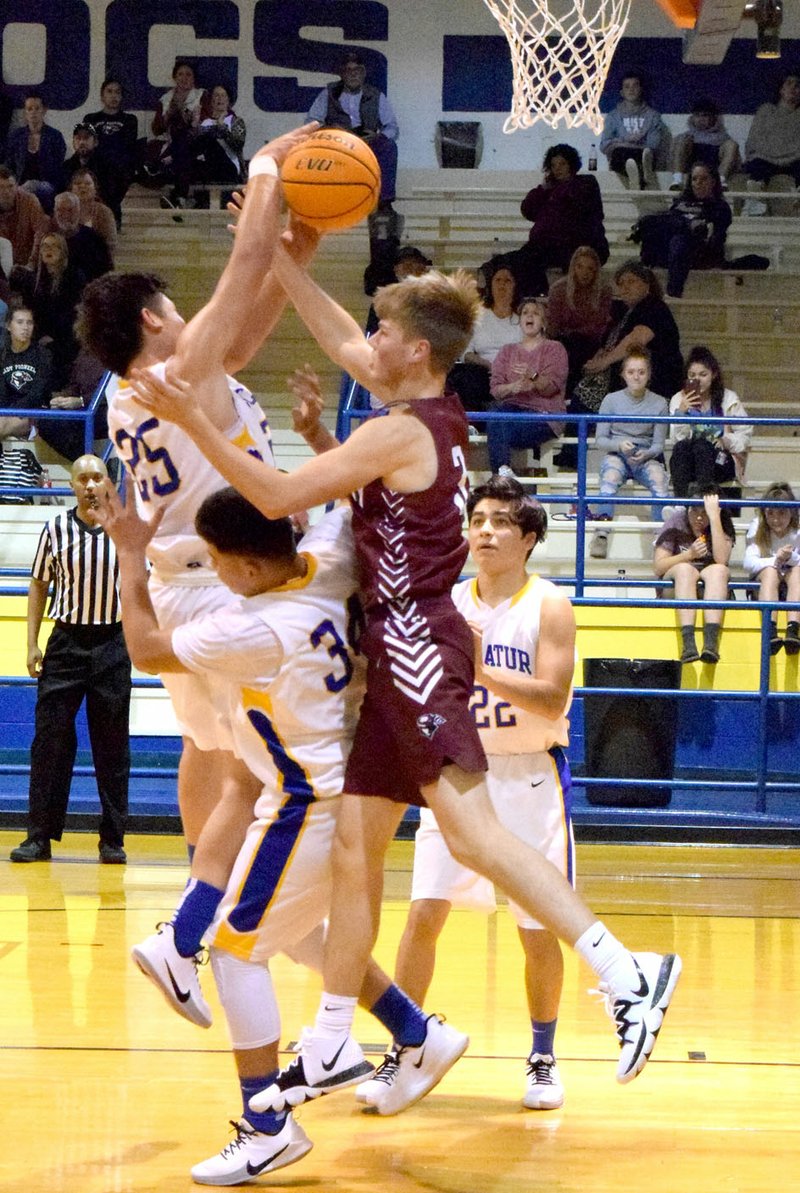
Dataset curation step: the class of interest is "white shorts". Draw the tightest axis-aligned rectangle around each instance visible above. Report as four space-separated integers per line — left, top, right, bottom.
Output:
206 792 339 964
149 576 235 752
410 748 575 931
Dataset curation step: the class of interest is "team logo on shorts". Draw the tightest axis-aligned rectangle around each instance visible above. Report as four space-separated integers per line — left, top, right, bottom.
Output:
417 712 446 739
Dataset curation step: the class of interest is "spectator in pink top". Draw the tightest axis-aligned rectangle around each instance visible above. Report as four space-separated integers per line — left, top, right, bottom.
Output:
488 297 568 475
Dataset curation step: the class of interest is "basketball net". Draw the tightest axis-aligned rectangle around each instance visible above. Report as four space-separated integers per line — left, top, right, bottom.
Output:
482 0 633 134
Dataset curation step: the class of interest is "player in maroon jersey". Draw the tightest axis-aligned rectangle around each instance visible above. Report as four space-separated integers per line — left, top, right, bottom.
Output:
128 172 682 1117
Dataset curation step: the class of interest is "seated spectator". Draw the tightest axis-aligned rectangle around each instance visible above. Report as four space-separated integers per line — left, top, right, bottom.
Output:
63 123 111 199
191 84 246 193
84 78 141 228
307 49 399 213
36 347 108 463
600 72 668 190
69 169 116 262
743 482 800 655
48 191 112 282
0 166 50 266
547 245 613 387
668 346 751 498
588 348 669 560
575 261 682 414
509 144 608 297
654 484 734 664
0 83 11 157
146 59 203 207
670 98 740 191
365 244 431 333
744 72 800 215
0 300 53 439
447 258 519 412
635 163 732 297
4 92 66 214
25 232 86 387
487 297 568 475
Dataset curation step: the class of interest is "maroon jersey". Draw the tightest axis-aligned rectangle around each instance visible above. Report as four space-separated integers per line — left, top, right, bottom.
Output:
349 393 469 613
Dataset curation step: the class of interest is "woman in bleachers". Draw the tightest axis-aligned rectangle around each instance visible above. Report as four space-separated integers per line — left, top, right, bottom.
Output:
26 232 86 387
654 484 735 664
0 299 53 434
588 347 669 560
743 482 800 655
487 296 568 475
190 84 246 195
69 169 116 263
147 59 203 208
447 258 519 413
668 346 752 499
548 246 613 387
744 72 800 215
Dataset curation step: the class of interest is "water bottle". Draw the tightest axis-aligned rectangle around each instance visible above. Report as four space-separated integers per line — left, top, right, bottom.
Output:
588 143 598 172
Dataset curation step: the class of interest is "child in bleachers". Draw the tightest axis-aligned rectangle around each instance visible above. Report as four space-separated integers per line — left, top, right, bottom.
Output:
743 482 800 656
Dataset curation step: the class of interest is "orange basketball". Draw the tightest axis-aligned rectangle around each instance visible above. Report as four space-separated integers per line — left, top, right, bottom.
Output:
280 128 381 232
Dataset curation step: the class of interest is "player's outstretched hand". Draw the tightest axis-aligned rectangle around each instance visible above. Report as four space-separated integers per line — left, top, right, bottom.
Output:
289 365 325 436
95 479 163 556
226 188 245 235
129 366 197 430
281 213 320 263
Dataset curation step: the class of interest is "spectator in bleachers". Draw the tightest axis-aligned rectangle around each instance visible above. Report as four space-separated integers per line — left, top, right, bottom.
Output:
654 484 734 664
69 169 116 263
578 261 683 409
744 72 800 215
0 166 50 267
487 296 568 476
49 191 112 282
600 72 668 190
510 144 608 298
4 92 66 215
25 232 85 388
63 123 110 199
84 79 140 229
190 84 246 195
0 83 11 158
670 98 740 191
0 299 53 439
743 481 800 656
588 347 669 560
634 163 732 297
365 244 432 335
147 59 204 208
447 258 519 412
547 246 613 390
668 346 752 498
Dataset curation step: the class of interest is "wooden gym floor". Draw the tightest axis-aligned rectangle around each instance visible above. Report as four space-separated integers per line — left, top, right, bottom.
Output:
0 831 797 1193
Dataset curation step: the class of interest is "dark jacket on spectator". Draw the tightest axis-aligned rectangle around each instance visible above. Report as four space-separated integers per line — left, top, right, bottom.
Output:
5 124 66 193
0 338 53 412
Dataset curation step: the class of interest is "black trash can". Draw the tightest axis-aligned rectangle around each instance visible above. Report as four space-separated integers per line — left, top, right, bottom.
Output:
435 121 483 169
583 658 681 807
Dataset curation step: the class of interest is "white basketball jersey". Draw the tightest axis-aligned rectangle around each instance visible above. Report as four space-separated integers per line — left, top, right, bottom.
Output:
452 574 570 755
107 365 274 583
172 507 365 810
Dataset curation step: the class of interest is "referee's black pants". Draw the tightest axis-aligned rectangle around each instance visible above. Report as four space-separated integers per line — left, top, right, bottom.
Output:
27 623 131 847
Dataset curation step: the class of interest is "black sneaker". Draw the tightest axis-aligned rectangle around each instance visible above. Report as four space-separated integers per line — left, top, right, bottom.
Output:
700 646 720 664
784 625 800 656
10 836 51 862
680 643 700 664
99 842 127 864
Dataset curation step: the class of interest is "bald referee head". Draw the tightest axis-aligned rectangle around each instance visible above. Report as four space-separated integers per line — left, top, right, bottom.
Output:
70 454 108 524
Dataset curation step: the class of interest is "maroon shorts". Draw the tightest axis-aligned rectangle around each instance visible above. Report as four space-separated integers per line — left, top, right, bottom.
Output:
345 598 487 807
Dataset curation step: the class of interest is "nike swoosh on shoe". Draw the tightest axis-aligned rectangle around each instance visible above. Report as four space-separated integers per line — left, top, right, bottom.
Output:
246 1144 289 1175
321 1038 349 1072
164 962 191 1003
412 1047 426 1070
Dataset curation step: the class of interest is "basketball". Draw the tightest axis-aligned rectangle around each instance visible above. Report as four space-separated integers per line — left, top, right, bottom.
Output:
281 128 381 233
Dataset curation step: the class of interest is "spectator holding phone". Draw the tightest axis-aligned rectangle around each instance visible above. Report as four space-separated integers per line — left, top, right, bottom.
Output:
654 484 734 664
668 346 751 498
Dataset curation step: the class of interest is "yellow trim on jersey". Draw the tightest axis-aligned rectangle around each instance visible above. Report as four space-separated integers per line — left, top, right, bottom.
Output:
271 552 318 592
230 425 259 453
509 574 538 608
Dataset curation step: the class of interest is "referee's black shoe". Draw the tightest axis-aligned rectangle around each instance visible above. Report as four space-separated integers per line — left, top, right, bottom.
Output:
99 842 127 865
10 836 52 862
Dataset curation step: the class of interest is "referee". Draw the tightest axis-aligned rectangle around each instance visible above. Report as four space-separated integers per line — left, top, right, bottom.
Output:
10 454 131 863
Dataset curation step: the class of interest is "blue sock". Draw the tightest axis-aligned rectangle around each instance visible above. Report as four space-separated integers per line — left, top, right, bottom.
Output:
240 1073 287 1134
187 843 195 863
371 984 427 1047
532 1018 558 1058
172 879 224 957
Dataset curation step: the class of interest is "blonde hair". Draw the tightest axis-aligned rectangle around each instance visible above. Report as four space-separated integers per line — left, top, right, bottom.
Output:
754 482 798 556
373 269 481 373
566 245 603 311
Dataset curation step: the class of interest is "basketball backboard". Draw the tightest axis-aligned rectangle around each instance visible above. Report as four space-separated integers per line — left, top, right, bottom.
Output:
655 0 757 65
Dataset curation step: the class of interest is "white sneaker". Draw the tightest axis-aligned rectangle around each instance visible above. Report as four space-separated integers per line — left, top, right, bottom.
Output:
742 197 768 216
357 1015 469 1116
497 464 517 480
523 1053 565 1110
596 952 682 1084
248 1028 374 1113
589 531 608 559
624 157 640 189
131 922 212 1028
642 148 657 189
190 1115 312 1185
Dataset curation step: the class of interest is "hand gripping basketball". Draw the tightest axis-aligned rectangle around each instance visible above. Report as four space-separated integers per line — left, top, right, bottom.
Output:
280 128 381 233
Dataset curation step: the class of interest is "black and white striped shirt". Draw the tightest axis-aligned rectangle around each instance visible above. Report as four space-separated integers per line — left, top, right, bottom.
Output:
31 509 121 626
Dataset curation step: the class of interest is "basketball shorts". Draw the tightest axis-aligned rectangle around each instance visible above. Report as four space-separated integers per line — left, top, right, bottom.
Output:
206 791 339 965
345 601 487 807
149 576 236 752
410 747 575 930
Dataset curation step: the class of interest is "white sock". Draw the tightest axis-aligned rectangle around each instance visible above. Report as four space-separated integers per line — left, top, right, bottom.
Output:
574 922 638 990
314 993 357 1038
671 172 683 186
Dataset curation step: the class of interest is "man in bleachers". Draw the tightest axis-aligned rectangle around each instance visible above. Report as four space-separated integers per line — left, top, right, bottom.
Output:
0 166 50 267
49 191 112 281
63 122 111 202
